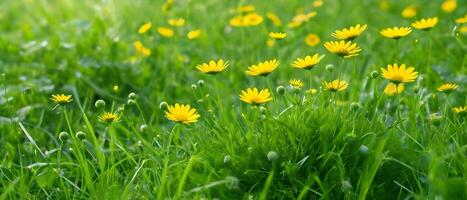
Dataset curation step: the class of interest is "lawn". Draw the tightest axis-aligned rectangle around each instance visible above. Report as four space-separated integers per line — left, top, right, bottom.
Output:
0 0 466 199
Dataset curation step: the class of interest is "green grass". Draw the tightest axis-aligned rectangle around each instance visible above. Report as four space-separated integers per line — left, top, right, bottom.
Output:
0 0 466 199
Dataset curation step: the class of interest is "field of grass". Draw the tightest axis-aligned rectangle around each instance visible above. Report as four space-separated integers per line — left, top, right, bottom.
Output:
0 0 466 199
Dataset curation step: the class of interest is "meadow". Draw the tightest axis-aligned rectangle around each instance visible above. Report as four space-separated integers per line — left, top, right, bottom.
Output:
0 0 466 199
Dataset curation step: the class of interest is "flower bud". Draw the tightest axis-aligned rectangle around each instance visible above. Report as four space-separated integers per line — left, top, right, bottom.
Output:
76 131 86 140
223 155 231 164
267 151 279 161
59 132 69 141
139 124 148 132
127 99 136 105
359 145 369 155
197 80 205 88
94 99 106 108
191 84 197 90
350 102 361 111
276 85 285 95
128 92 137 99
369 70 379 79
325 64 334 72
159 101 169 110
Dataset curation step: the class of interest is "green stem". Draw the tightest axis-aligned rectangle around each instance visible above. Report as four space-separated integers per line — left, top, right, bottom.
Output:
157 124 179 199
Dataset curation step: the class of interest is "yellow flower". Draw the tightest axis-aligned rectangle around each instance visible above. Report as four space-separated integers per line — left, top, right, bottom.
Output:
305 34 320 46
237 5 255 13
239 88 272 105
138 22 152 34
331 24 367 40
306 88 318 95
168 18 185 26
165 103 200 124
187 29 201 40
441 0 456 13
401 6 417 18
291 54 324 70
384 83 405 96
312 0 324 7
230 13 263 27
157 27 174 37
99 111 120 123
412 17 438 30
379 0 389 11
51 94 72 104
196 59 229 74
113 85 119 93
380 64 418 84
455 15 467 24
133 41 151 56
437 83 458 94
269 32 286 40
288 12 317 28
461 26 467 34
380 27 412 39
323 40 361 58
452 106 467 114
289 79 304 89
323 80 348 92
267 38 275 47
266 12 282 26
245 59 279 76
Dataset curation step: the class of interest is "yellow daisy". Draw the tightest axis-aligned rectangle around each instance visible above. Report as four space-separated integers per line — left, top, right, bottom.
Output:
437 83 458 94
384 83 405 96
168 18 185 26
196 59 229 74
244 13 263 26
266 12 282 26
239 88 272 105
412 17 438 30
401 6 417 18
289 79 304 89
305 34 320 46
269 32 287 40
51 94 73 104
165 103 200 124
138 22 152 34
133 41 151 56
245 59 279 76
323 80 348 92
331 24 367 40
453 106 467 114
313 0 324 7
187 29 201 40
291 54 324 70
323 40 361 58
455 15 467 24
237 5 255 13
380 64 418 84
441 0 457 13
99 111 120 123
157 27 174 37
380 27 412 39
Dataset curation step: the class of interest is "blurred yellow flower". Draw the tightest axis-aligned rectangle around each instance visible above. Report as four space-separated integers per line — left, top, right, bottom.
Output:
323 80 348 92
133 41 151 56
196 59 229 74
380 27 412 39
312 0 324 7
323 40 361 58
246 59 279 76
332 24 367 40
269 32 286 40
401 6 417 18
292 54 324 70
455 15 467 23
168 18 185 26
266 12 282 26
51 94 72 104
267 38 275 47
380 64 418 84
289 79 304 89
99 111 120 123
460 26 467 34
113 85 119 93
237 5 255 13
412 17 438 30
187 29 201 40
437 83 458 94
305 34 320 46
384 83 405 96
138 22 152 34
453 106 467 114
306 88 318 95
165 103 200 124
239 88 272 105
441 0 456 13
288 12 317 28
379 0 389 11
158 27 174 37
230 13 263 27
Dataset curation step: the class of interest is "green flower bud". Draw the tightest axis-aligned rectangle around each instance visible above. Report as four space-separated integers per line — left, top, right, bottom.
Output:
127 99 136 105
128 92 137 99
139 124 148 132
191 84 197 90
59 132 69 141
197 80 205 88
350 102 361 111
267 151 279 161
276 85 285 95
94 99 106 108
159 101 168 110
370 70 379 79
76 131 86 140
325 64 334 72
223 155 231 164
359 145 369 155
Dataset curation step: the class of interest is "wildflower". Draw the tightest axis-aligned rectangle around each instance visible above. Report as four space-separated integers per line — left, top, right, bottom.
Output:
289 79 304 89
267 38 275 47
187 29 201 40
230 13 263 27
437 83 458 94
51 94 72 104
291 54 324 70
323 80 348 92
441 0 457 13
380 64 418 84
401 6 417 18
138 22 152 34
384 83 405 96
237 5 255 13
312 0 323 7
165 103 200 124
460 26 467 34
380 27 412 39
305 34 320 46
288 12 317 28
168 18 185 26
323 40 361 58
306 88 318 95
266 12 282 26
99 111 120 123
157 27 174 37
245 59 279 76
331 24 367 40
455 15 467 24
276 86 286 95
453 106 467 115
133 41 151 56
412 17 438 30
269 32 286 40
239 88 272 105
196 59 229 74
